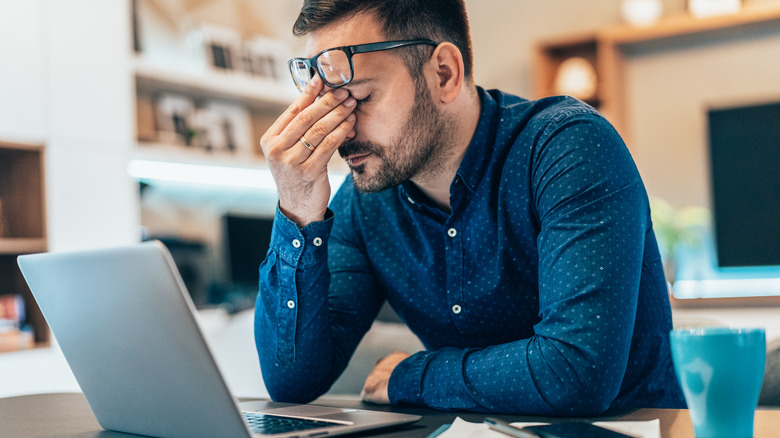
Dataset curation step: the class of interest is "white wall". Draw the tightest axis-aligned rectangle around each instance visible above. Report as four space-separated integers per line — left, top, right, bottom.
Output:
0 0 140 251
0 1 47 143
626 25 780 209
44 0 140 251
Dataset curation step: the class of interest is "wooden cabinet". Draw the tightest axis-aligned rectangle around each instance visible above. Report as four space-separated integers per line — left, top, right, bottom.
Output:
533 4 780 144
0 141 48 351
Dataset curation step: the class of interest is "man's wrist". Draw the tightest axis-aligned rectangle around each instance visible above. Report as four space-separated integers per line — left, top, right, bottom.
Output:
278 203 327 228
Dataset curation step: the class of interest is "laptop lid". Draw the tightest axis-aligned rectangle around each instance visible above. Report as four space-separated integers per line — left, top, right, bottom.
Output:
17 241 420 438
18 241 252 438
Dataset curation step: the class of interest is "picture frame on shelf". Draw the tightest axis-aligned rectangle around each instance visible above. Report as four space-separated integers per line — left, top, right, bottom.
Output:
0 295 24 331
154 92 196 146
199 22 291 83
201 23 243 71
0 294 33 353
150 93 254 157
241 35 291 83
201 101 254 156
188 107 224 151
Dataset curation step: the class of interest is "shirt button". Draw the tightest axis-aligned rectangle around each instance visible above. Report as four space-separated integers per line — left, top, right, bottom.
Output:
286 300 295 309
292 239 301 248
447 228 457 237
313 237 323 246
452 304 462 314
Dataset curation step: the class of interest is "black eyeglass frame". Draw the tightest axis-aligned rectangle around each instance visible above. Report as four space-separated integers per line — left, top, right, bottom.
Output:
287 39 439 91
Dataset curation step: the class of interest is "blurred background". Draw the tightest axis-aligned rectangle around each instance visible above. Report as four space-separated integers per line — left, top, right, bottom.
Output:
1 0 779 400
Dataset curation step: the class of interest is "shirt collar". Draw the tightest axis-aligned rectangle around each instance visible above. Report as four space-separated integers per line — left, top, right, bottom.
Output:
453 86 498 193
398 86 499 207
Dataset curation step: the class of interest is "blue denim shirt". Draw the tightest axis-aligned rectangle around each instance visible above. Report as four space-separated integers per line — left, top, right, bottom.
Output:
255 88 685 415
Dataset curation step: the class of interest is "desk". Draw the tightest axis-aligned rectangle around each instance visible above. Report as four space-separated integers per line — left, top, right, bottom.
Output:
1 393 780 437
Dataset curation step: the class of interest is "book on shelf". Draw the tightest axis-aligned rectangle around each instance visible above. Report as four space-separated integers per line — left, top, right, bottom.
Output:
0 329 34 352
0 294 34 352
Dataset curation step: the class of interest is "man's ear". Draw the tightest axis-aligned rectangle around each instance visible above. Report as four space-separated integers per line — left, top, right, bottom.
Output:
429 42 464 104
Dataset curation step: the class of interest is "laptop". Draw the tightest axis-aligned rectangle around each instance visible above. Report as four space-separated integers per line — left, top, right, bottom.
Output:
17 241 420 438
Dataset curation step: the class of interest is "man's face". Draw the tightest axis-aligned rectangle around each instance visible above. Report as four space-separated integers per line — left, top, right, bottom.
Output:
306 15 453 192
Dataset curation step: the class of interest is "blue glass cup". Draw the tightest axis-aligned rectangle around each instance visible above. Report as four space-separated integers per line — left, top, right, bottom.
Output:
670 327 766 438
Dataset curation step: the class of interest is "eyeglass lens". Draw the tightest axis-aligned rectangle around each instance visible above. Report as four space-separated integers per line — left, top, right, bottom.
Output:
290 49 354 91
290 59 313 91
317 50 352 86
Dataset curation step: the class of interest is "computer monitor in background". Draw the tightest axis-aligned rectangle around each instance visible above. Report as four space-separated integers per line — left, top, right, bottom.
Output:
222 214 274 311
707 100 780 268
675 99 780 300
673 101 780 302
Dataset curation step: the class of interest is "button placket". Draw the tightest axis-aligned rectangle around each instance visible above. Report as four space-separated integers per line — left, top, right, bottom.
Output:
444 222 476 333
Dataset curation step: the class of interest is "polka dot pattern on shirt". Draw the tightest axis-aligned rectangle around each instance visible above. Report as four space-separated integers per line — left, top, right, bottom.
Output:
255 88 685 414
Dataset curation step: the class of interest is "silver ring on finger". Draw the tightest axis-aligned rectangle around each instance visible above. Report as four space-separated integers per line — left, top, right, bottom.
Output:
300 135 316 152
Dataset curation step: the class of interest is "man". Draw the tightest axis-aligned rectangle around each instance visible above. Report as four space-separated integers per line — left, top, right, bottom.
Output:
256 0 685 415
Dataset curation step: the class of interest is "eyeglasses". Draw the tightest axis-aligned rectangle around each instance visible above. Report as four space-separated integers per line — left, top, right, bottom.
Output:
287 39 439 92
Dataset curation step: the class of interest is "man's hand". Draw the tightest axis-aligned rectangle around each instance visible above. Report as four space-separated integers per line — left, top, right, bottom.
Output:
360 351 411 404
260 75 357 227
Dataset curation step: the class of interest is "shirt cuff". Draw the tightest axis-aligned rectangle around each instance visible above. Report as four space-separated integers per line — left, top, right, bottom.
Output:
387 350 432 406
271 205 334 267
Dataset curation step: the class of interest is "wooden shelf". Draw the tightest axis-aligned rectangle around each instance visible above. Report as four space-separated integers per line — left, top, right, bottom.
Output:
132 141 350 182
0 140 49 350
533 4 780 142
599 4 780 45
0 238 47 255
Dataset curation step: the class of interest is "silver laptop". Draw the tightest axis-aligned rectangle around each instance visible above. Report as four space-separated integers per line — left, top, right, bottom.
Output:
17 241 420 438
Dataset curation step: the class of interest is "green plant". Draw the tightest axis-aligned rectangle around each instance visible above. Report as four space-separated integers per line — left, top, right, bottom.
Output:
649 197 710 283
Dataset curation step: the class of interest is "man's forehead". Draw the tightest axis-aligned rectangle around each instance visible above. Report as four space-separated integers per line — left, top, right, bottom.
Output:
303 13 385 57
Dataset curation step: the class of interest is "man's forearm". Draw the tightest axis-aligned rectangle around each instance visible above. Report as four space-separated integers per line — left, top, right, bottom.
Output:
254 206 384 402
388 331 631 415
254 209 343 402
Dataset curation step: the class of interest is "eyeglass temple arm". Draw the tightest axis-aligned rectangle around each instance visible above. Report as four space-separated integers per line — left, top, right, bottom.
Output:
348 39 439 55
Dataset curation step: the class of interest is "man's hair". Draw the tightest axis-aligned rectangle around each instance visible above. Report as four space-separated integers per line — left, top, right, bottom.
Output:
293 0 473 81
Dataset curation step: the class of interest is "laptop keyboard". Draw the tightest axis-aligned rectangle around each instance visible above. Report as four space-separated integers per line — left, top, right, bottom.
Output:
242 412 340 435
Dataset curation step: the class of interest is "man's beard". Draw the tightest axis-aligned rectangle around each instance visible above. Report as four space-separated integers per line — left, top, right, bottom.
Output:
338 82 453 193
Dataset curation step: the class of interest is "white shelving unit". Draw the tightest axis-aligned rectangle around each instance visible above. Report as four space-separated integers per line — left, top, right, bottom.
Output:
131 53 351 184
133 54 297 112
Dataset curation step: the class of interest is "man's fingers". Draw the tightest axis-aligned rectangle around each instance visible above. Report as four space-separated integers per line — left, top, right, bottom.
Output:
266 75 323 137
280 88 351 146
283 93 355 165
361 378 387 405
304 112 356 164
